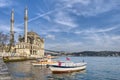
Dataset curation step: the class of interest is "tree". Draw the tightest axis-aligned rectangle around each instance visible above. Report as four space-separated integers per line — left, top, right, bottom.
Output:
0 32 9 52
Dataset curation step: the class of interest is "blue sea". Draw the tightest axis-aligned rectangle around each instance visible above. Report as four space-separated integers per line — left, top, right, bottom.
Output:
6 57 120 80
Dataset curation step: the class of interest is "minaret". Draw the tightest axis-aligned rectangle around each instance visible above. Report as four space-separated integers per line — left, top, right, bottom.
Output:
10 9 14 46
24 7 28 43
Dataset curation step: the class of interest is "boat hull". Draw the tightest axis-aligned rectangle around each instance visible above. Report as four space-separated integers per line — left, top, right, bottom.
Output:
49 65 86 73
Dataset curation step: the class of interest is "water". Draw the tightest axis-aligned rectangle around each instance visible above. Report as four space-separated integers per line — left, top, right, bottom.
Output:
6 57 120 80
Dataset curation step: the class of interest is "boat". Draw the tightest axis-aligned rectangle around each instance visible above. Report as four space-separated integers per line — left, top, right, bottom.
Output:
49 62 87 73
49 61 87 73
32 58 58 66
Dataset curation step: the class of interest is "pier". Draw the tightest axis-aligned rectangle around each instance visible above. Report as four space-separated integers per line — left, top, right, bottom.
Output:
0 57 12 80
0 52 36 62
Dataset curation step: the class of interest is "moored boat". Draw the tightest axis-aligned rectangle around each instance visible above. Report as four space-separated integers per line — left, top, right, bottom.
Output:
49 61 87 73
32 58 58 66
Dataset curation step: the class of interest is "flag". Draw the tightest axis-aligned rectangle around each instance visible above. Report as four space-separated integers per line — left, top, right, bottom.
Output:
66 57 70 60
58 61 62 66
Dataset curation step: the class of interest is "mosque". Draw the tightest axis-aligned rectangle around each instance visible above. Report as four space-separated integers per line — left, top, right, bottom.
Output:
10 8 44 58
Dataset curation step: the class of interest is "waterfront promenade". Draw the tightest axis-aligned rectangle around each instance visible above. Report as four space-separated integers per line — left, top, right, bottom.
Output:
0 57 12 80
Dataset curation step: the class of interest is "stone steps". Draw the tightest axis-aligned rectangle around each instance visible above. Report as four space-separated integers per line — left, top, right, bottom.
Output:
0 57 12 80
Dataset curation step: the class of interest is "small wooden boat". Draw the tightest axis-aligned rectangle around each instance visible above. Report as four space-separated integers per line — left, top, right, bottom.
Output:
49 61 87 73
32 58 58 66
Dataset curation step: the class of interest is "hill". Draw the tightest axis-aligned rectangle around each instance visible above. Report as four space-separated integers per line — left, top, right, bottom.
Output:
45 50 120 57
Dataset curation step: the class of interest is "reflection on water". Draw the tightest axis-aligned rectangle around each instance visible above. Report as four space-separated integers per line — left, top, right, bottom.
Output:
6 60 85 80
6 61 51 80
6 61 33 80
51 70 86 80
32 66 52 80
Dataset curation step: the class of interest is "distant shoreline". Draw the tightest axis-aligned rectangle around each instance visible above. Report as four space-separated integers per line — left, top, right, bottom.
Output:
46 51 120 57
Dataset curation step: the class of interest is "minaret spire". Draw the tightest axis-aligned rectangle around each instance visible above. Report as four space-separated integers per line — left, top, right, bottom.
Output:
24 7 28 43
10 9 14 46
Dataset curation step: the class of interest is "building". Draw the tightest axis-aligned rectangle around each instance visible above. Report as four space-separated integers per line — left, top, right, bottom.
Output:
10 8 44 58
15 31 44 57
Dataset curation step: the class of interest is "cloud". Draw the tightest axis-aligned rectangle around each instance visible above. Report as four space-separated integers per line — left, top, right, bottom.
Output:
37 28 62 35
45 34 55 40
54 11 78 28
1 0 119 52
86 33 120 46
16 9 56 27
74 30 120 51
44 24 120 52
58 0 120 17
42 15 51 22
0 0 12 8
17 5 68 27
74 25 120 34
72 24 120 51
112 36 120 40
0 24 23 33
45 42 83 52
60 0 90 6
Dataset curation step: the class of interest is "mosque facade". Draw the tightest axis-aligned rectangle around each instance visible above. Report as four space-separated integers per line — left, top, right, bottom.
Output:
10 8 44 58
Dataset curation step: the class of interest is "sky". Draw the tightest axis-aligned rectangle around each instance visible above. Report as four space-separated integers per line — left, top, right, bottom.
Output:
0 0 120 52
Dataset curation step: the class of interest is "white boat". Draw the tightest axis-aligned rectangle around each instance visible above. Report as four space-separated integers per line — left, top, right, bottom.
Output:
49 61 87 73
